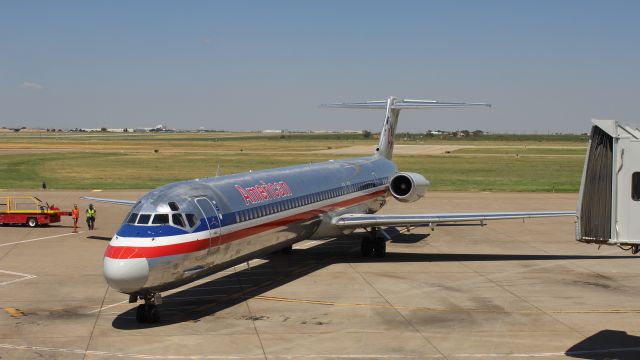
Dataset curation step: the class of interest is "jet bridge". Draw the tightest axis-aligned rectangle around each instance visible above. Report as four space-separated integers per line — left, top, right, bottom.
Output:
577 119 640 252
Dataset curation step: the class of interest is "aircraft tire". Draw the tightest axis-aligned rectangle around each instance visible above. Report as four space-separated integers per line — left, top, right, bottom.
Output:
361 238 374 257
136 304 146 323
147 305 160 323
374 238 386 258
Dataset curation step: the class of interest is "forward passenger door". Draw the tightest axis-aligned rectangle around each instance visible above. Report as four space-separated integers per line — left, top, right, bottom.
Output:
194 197 222 252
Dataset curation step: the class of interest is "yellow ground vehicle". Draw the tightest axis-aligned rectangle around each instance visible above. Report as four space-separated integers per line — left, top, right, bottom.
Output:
0 196 70 227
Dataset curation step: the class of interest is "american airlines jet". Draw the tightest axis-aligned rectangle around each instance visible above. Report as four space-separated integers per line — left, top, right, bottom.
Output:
84 97 575 323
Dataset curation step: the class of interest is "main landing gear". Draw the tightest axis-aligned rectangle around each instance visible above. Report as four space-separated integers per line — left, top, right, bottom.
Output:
361 227 386 257
131 293 162 324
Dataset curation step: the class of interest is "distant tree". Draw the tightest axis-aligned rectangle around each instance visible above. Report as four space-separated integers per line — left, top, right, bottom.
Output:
100 127 107 132
362 130 372 139
472 130 484 136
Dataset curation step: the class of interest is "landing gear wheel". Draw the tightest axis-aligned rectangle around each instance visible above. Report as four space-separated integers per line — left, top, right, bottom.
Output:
146 305 160 323
373 238 386 258
27 218 38 227
135 304 160 323
361 237 374 257
136 304 146 323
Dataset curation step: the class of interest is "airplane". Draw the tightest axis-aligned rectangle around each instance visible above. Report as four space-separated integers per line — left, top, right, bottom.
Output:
83 96 576 323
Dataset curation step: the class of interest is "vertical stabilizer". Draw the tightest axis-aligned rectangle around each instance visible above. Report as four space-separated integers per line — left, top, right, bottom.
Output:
377 97 400 159
321 97 490 160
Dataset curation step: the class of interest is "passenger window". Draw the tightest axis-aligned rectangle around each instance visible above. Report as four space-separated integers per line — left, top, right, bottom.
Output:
172 213 186 228
168 202 179 211
152 214 170 225
633 172 640 201
127 213 139 224
137 214 151 225
185 213 197 227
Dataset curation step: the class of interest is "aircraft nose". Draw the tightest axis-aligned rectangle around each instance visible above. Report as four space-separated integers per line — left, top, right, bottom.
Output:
103 257 149 293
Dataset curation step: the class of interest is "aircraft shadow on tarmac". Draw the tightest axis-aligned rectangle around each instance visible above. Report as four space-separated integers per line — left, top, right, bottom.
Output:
566 330 640 359
111 234 633 329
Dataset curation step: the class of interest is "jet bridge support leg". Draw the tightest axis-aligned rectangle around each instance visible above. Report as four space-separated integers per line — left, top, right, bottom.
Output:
361 227 386 258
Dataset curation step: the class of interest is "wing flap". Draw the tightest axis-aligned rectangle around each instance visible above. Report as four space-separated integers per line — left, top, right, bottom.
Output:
333 211 576 228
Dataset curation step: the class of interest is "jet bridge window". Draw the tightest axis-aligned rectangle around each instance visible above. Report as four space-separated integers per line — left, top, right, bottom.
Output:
152 214 170 225
633 172 640 201
137 214 151 225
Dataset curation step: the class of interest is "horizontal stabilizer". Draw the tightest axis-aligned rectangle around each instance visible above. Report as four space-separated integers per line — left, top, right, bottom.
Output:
81 196 136 206
333 211 576 228
320 99 491 110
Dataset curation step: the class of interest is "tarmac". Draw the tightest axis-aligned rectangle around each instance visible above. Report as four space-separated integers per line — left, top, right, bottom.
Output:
1 190 640 359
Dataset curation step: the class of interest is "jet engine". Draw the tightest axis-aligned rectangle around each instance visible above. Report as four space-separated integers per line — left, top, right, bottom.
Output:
389 172 430 203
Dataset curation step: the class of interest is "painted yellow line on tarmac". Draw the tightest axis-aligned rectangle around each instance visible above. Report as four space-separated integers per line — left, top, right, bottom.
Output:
4 307 25 318
253 295 640 314
91 189 103 192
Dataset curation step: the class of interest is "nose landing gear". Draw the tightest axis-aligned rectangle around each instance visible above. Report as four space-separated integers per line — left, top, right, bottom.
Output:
133 293 162 323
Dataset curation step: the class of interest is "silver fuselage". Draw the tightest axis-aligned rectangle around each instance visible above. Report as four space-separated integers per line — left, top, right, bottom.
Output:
104 155 396 295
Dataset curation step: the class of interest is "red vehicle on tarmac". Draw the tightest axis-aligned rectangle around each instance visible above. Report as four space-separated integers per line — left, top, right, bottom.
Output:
0 196 71 227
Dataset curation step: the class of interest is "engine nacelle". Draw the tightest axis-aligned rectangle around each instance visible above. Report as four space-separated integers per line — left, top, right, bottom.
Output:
389 172 430 203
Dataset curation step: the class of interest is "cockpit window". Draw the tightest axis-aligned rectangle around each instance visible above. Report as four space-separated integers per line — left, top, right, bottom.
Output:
137 214 151 225
126 213 139 224
168 202 180 211
152 214 170 225
172 213 186 228
185 213 197 228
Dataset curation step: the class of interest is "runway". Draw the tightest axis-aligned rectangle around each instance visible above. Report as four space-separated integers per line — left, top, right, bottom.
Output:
1 190 639 359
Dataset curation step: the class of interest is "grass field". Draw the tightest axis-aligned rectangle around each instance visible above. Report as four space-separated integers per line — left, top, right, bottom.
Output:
0 132 587 192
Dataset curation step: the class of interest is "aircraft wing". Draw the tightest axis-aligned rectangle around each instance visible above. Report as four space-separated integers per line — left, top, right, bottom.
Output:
333 211 576 228
81 196 137 206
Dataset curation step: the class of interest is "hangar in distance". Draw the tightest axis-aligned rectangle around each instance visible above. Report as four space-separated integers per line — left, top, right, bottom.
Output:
84 97 575 323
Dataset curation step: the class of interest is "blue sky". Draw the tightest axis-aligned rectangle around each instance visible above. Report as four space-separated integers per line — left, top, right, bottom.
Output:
1 1 639 132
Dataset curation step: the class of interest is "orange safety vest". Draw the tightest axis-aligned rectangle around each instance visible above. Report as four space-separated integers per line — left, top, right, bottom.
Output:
72 208 80 219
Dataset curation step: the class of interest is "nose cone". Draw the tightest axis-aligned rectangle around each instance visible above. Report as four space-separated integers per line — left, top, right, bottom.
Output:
104 257 149 293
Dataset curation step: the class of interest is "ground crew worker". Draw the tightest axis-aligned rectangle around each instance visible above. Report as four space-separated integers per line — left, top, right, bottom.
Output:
71 204 80 232
86 204 96 230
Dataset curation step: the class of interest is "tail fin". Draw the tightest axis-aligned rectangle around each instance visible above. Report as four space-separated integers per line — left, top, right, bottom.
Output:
321 97 490 159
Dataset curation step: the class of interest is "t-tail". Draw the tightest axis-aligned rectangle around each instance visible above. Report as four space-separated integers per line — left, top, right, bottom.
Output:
321 97 491 159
